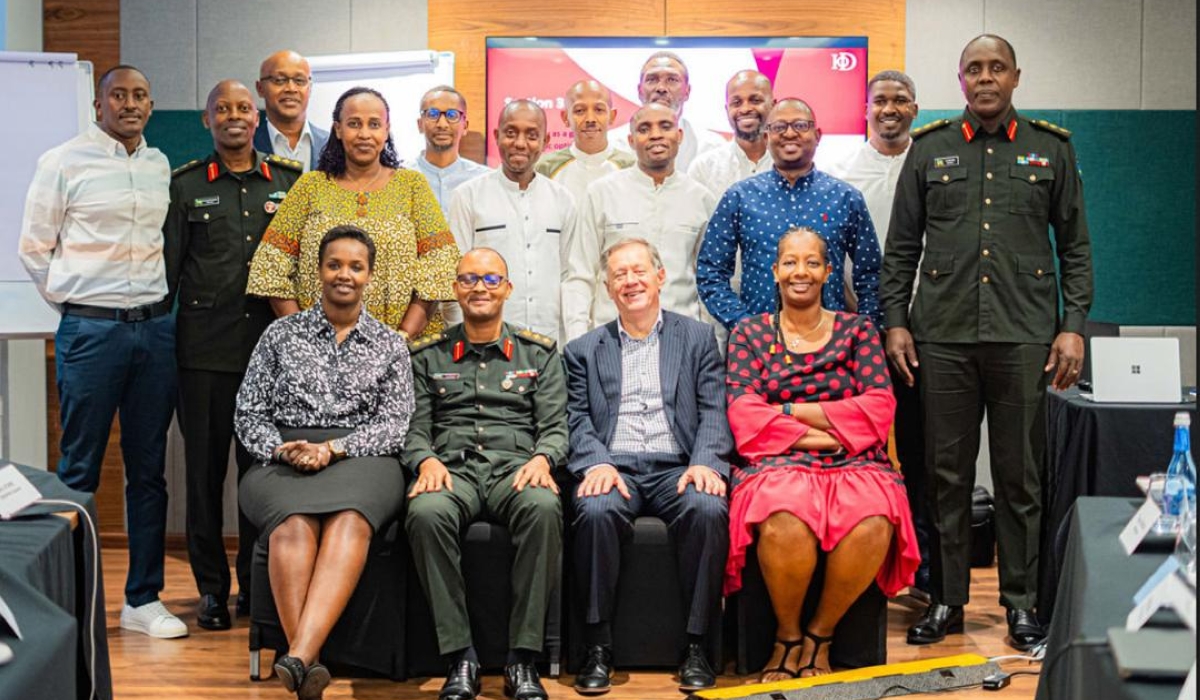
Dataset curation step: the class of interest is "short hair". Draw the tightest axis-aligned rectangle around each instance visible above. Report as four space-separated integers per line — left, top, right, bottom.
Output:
498 98 546 130
318 225 376 270
867 70 917 99
421 84 468 112
960 34 1018 68
458 246 509 276
640 50 689 82
769 97 817 122
316 86 401 178
98 64 149 91
777 226 828 263
601 237 665 274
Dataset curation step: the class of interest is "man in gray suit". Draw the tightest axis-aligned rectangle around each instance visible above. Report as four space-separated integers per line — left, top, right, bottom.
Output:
564 237 732 695
253 49 330 171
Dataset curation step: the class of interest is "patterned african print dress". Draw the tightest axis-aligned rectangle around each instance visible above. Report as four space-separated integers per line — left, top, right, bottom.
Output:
723 311 920 596
246 169 459 338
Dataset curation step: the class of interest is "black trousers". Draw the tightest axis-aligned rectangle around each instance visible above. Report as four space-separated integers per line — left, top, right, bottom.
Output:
177 368 256 601
890 362 930 591
919 342 1049 610
571 454 729 639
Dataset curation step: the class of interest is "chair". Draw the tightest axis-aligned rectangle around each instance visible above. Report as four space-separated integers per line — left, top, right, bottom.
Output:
248 518 408 681
730 542 886 675
404 521 563 677
565 516 724 672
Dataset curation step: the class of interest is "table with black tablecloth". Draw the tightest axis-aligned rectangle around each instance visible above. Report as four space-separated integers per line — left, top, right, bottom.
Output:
1036 497 1188 700
0 463 112 700
1040 388 1196 622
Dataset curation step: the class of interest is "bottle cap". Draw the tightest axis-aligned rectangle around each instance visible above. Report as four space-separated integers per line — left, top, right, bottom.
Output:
1175 412 1191 427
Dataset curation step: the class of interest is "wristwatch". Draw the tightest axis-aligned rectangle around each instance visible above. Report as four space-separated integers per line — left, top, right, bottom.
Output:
782 403 794 416
326 438 348 460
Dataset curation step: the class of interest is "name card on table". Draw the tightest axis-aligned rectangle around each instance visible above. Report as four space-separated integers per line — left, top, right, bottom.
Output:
0 464 41 520
1120 498 1164 555
1180 665 1195 700
1127 563 1196 631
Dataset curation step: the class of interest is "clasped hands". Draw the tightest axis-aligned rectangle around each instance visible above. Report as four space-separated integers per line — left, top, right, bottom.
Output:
273 439 333 473
576 464 726 499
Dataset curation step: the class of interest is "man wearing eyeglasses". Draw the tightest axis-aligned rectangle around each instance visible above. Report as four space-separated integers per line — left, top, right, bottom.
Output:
253 50 329 171
412 85 491 217
406 247 568 700
697 98 882 331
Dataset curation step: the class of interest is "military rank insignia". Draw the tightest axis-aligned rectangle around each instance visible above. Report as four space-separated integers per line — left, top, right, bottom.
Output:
1016 153 1050 167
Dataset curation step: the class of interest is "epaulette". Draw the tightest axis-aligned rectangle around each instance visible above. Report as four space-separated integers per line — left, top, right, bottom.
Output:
910 119 952 140
1029 118 1072 140
516 328 556 350
409 332 447 353
171 159 204 177
266 154 304 172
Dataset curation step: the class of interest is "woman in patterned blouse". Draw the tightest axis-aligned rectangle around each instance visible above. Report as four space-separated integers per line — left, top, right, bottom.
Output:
246 86 459 341
724 227 919 680
236 226 414 699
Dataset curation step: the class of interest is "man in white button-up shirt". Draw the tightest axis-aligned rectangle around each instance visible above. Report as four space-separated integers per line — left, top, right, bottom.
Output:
617 52 724 173
252 50 330 171
18 65 187 640
689 70 776 201
563 103 716 341
447 100 576 341
536 80 635 204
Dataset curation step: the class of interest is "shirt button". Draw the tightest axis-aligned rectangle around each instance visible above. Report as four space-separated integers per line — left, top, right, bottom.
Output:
986 172 994 180
987 147 994 155
478 384 485 390
983 222 990 230
982 275 990 284
941 174 949 182
1036 269 1044 276
242 188 248 194
985 198 992 205
244 211 250 217
982 249 991 257
203 213 210 220
480 362 487 369
475 403 482 411
477 426 484 434
1029 174 1037 182
246 235 253 241
244 313 251 319
476 444 483 451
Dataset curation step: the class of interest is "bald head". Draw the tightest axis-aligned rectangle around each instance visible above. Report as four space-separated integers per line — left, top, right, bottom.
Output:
495 100 548 183
725 70 774 141
458 247 510 277
256 50 312 126
499 99 546 131
259 50 310 79
563 80 615 153
206 79 253 111
769 98 815 121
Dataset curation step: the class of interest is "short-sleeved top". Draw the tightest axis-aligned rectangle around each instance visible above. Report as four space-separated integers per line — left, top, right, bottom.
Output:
246 168 460 338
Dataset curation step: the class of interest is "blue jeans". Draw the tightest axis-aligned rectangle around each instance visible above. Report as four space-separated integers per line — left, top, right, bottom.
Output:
55 312 177 606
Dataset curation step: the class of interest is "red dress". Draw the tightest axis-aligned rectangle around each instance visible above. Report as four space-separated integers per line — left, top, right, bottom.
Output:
723 311 920 597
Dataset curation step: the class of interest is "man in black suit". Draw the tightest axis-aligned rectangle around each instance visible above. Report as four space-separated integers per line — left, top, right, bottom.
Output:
253 49 330 171
564 238 733 695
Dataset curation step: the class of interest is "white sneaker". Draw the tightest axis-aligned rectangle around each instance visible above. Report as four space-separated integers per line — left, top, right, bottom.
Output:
120 600 189 639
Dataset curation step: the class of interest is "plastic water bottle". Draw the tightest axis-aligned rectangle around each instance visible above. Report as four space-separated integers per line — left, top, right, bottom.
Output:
1161 412 1197 532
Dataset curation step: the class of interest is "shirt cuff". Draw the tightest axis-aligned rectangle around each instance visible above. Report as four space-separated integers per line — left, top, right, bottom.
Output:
1060 312 1087 336
883 307 910 330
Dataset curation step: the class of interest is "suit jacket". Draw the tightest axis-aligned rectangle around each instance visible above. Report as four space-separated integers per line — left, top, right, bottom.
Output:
564 310 733 478
253 117 330 171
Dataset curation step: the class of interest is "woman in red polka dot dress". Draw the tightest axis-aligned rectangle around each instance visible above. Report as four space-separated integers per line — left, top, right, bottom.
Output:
724 227 920 680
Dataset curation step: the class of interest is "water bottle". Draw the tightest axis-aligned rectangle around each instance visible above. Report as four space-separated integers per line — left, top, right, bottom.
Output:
1161 412 1197 532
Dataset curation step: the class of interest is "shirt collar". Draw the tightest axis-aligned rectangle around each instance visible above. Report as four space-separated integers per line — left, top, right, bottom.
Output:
617 310 664 343
961 107 1020 143
771 165 818 190
569 143 615 165
417 150 465 174
88 122 147 156
496 169 540 193
449 322 516 362
731 139 770 168
630 165 677 190
312 303 375 345
267 119 313 149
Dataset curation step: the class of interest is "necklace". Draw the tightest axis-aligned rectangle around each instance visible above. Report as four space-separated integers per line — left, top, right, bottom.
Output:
781 311 828 350
344 166 388 217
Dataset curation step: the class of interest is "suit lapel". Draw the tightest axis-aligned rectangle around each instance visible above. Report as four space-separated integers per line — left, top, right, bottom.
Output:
598 323 623 424
659 313 681 429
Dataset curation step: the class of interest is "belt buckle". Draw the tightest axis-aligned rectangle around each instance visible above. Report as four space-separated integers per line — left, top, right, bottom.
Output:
126 306 149 322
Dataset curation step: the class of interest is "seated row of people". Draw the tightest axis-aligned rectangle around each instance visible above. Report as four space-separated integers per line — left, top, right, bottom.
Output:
234 227 917 700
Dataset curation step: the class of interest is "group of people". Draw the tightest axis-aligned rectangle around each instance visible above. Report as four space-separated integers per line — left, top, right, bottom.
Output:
18 30 1093 700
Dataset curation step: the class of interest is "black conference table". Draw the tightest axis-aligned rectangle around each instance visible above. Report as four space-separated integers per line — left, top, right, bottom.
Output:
0 463 112 700
1036 497 1188 700
1039 387 1196 623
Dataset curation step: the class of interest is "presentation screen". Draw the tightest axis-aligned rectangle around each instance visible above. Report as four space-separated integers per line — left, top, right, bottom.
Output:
484 36 868 170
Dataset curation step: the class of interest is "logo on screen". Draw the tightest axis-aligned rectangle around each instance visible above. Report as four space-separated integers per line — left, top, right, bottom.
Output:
831 52 858 72
1131 365 1142 375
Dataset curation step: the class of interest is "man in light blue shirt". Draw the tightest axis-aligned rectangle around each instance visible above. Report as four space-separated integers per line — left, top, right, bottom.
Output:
411 85 490 217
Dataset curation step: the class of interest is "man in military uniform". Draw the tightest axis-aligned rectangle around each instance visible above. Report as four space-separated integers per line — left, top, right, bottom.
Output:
405 247 567 700
163 79 303 630
880 35 1092 651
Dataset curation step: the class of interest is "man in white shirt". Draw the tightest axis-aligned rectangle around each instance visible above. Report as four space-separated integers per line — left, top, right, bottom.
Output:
563 103 716 341
829 69 931 597
536 80 635 204
688 70 776 200
626 51 724 172
253 50 330 171
411 85 490 217
447 100 576 341
18 65 187 639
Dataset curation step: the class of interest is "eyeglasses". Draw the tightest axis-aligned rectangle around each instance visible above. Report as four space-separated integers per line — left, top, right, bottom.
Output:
766 120 816 136
455 273 506 289
260 75 311 88
422 108 463 123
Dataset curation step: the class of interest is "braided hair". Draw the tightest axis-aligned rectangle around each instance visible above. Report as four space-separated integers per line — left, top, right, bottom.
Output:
316 86 402 178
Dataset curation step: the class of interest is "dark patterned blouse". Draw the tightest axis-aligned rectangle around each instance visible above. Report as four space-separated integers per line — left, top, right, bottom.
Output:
235 304 414 460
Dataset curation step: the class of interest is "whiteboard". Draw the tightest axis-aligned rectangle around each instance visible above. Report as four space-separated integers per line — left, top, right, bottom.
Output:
307 50 455 165
0 52 93 338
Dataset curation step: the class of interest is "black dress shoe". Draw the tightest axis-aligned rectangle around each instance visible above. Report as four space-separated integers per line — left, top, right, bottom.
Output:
196 594 231 631
235 591 250 617
573 645 614 695
906 603 964 644
504 662 548 699
1006 608 1045 651
677 642 717 691
439 659 480 700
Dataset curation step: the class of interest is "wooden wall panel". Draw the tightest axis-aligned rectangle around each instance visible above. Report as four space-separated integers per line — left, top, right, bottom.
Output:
44 0 121 89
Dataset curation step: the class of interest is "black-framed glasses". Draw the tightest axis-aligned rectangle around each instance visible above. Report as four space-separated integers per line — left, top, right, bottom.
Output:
766 119 815 136
259 75 311 88
456 273 506 289
422 107 463 123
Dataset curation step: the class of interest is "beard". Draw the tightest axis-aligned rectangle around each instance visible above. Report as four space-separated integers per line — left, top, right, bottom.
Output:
734 126 764 142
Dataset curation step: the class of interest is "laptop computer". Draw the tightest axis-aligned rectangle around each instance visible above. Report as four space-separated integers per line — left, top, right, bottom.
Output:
1088 337 1181 403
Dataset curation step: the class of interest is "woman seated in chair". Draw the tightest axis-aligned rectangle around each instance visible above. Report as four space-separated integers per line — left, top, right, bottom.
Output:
236 225 415 699
724 226 920 681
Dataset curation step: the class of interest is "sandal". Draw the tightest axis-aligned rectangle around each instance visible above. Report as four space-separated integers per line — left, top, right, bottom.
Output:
797 628 835 676
759 638 805 682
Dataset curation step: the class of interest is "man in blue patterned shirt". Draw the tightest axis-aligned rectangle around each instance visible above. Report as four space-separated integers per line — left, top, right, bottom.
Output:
697 98 882 331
